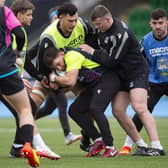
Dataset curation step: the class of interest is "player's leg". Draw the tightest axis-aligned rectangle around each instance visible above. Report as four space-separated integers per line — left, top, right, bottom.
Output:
130 87 165 156
1 74 40 167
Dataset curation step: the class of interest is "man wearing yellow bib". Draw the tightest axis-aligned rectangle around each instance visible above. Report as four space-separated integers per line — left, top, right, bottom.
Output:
42 47 120 158
25 3 95 148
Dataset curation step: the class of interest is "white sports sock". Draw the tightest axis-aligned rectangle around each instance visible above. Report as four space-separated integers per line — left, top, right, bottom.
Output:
13 143 23 148
94 137 102 142
135 139 148 147
151 141 163 150
33 133 47 149
123 135 134 148
106 146 115 149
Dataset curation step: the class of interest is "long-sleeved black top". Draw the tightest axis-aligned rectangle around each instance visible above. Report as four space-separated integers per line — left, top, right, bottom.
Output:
91 18 148 81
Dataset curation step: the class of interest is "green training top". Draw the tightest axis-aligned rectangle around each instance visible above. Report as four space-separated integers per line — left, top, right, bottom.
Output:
64 50 100 72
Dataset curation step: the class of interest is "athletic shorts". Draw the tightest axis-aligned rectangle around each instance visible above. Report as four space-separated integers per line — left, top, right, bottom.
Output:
0 72 24 95
0 47 17 75
120 73 149 92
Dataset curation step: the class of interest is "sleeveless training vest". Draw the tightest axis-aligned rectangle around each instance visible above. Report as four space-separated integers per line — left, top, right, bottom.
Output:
40 18 86 49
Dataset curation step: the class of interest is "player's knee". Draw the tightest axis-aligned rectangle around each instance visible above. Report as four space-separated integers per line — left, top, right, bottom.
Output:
132 102 147 116
112 106 125 119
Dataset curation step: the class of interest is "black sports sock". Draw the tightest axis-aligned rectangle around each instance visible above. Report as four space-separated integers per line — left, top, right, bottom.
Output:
29 95 38 118
20 124 33 146
81 130 91 144
35 92 57 119
14 126 23 145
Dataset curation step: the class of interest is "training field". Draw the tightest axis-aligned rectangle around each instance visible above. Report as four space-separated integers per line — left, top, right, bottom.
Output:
0 117 167 168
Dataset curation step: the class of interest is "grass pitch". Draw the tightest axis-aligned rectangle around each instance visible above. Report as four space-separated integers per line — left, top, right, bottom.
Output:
0 117 167 168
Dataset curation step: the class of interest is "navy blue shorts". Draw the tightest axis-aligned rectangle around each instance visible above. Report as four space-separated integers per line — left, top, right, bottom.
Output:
0 72 24 95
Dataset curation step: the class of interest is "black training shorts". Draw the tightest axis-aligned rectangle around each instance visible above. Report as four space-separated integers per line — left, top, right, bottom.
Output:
0 72 24 95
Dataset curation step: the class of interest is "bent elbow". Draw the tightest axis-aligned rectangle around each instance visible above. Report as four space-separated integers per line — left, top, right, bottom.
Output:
68 81 76 88
66 79 77 88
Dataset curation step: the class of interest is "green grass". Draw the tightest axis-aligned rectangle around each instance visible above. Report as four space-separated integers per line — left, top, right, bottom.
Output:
0 117 167 168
